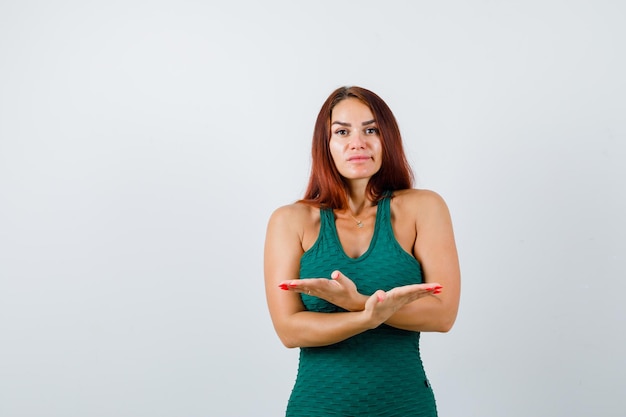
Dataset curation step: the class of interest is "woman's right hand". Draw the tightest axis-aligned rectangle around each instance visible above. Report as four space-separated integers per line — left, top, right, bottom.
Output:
278 270 367 312
363 283 442 328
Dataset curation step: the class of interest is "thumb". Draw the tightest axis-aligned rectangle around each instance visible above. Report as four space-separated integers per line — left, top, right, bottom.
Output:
331 270 351 283
374 289 386 303
364 290 387 310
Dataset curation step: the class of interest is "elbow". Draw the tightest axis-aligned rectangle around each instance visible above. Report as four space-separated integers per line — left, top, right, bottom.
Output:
278 330 319 349
271 316 307 348
432 301 459 333
281 338 299 349
425 310 457 333
436 323 453 333
435 315 457 333
277 332 300 349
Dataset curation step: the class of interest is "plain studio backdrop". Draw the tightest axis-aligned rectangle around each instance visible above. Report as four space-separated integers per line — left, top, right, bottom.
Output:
1 1 624 416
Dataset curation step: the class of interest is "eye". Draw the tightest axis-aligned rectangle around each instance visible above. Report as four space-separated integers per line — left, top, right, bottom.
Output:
334 128 349 136
365 127 379 135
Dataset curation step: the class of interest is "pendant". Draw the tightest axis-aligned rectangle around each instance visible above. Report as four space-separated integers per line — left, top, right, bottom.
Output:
356 221 364 228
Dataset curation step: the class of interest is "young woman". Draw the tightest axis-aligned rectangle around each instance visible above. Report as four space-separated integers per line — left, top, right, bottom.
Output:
264 86 460 416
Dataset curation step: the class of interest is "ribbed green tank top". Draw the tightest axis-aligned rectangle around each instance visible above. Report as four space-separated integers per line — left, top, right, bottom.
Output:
286 193 438 417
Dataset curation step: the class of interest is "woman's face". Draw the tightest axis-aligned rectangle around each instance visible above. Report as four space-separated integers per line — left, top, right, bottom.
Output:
329 98 383 181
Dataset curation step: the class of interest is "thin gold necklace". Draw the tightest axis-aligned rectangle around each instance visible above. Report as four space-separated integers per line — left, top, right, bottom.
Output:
349 213 364 228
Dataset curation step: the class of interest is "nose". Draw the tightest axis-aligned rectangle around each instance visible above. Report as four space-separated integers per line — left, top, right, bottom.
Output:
349 132 366 149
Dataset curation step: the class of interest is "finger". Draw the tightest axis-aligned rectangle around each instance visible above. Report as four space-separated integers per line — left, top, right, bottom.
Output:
398 284 442 297
389 286 434 302
364 290 385 310
331 270 347 284
423 284 443 295
278 280 304 291
279 284 312 296
278 281 296 290
425 284 443 291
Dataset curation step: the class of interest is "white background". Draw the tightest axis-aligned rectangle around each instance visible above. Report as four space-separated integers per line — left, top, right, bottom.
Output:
1 1 625 416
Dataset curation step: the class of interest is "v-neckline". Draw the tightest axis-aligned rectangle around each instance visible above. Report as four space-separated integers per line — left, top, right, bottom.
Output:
329 204 381 261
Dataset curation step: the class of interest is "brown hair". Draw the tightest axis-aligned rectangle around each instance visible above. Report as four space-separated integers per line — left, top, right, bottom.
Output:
300 86 414 209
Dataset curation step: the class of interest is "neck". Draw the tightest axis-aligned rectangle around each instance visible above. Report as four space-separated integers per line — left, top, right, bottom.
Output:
345 181 371 215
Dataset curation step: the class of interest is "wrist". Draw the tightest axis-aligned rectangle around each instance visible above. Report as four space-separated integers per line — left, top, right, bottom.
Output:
357 306 382 330
346 294 368 312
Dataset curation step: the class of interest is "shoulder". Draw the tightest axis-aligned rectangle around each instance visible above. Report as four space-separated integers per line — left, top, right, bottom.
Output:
270 202 318 221
390 188 452 227
266 202 321 251
391 188 449 211
267 202 320 231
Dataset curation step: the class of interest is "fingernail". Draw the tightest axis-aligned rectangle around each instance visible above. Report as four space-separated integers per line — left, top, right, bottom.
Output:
278 283 289 290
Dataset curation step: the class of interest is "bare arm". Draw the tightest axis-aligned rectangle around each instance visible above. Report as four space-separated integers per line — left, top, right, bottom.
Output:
264 205 428 348
277 191 460 333
264 205 369 348
385 190 461 332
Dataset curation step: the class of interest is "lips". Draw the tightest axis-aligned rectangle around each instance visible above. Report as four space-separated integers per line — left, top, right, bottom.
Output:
347 155 372 162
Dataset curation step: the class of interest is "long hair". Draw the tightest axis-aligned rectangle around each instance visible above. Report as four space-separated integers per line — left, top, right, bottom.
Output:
300 86 414 209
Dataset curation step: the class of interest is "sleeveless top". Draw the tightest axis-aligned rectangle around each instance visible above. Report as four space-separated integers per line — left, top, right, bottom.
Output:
286 193 438 417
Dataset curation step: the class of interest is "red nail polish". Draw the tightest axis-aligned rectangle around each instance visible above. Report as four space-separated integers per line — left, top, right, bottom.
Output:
278 283 289 290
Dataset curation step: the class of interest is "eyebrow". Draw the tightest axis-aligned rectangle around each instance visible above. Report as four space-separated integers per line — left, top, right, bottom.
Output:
331 119 377 127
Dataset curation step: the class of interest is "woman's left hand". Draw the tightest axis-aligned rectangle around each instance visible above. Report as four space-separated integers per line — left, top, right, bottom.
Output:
278 270 367 311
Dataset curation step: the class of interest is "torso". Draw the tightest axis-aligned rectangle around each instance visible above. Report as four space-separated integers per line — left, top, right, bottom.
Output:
288 189 437 416
298 189 426 260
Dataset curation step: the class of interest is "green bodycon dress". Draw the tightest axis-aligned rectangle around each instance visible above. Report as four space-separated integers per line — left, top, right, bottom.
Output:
286 193 438 417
